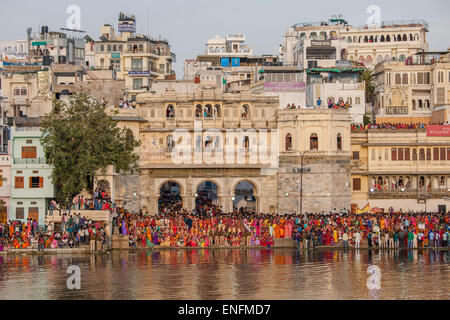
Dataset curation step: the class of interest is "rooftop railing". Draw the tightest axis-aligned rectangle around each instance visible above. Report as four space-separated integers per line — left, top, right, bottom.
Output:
13 157 47 165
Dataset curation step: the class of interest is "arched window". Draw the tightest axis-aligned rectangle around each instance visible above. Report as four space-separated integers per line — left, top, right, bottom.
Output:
310 133 318 150
377 55 384 63
366 55 372 65
166 135 175 149
386 35 391 42
402 73 408 84
243 136 250 149
418 100 423 109
395 73 401 85
359 56 365 64
347 37 352 43
402 34 407 41
397 35 402 42
204 104 213 117
214 104 221 118
380 35 385 42
425 100 430 109
419 148 425 160
369 35 374 42
107 45 111 52
410 34 413 41
399 54 406 62
310 32 317 39
195 105 202 118
337 133 342 151
113 45 117 52
353 36 357 43
242 105 250 118
364 36 369 43
412 149 417 160
426 148 431 160
412 100 416 110
285 134 292 151
385 55 391 61
166 104 175 118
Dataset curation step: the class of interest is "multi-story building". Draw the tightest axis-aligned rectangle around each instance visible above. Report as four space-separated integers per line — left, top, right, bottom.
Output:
373 50 450 123
85 13 176 101
184 34 279 92
0 66 53 117
10 119 55 225
0 39 29 61
351 124 450 212
0 136 11 224
100 84 352 214
282 16 429 68
30 26 85 66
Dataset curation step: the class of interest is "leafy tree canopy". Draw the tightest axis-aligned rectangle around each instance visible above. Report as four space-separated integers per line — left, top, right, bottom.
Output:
41 90 140 203
359 68 375 104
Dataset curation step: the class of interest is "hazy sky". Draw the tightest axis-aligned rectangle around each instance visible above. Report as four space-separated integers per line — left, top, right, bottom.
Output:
1 0 449 77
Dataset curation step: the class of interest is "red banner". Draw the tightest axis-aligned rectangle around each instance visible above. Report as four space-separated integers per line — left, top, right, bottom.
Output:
427 125 450 137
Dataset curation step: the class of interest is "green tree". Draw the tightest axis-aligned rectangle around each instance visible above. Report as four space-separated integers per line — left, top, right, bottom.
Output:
41 90 140 203
363 115 371 127
359 68 375 103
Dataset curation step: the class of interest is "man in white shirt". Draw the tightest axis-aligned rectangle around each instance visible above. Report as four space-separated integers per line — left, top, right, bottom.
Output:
354 231 361 249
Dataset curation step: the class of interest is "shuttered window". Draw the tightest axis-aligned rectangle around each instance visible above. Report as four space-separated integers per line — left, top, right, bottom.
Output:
352 178 361 191
391 148 397 161
22 146 37 159
433 148 439 161
405 148 410 161
16 208 24 220
15 177 24 188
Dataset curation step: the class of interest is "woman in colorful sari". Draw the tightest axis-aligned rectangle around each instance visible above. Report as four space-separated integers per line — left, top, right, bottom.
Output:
121 220 128 235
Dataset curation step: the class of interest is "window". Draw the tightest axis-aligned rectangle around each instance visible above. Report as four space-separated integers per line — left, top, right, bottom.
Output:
16 207 24 220
28 207 39 221
440 148 446 161
391 148 397 161
353 178 361 191
29 177 43 188
22 146 36 159
20 88 27 95
447 148 450 161
419 148 425 160
15 177 24 189
426 148 431 161
0 174 2 187
132 78 143 90
310 133 318 150
433 148 439 161
131 58 143 71
337 134 342 151
412 149 417 161
395 74 401 85
352 151 360 160
398 148 403 161
285 134 292 151
14 88 20 95
405 148 410 161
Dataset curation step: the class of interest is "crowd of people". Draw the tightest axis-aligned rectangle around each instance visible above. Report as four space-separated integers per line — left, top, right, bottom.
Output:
114 208 450 250
0 215 107 252
351 122 431 132
49 188 113 214
117 98 137 109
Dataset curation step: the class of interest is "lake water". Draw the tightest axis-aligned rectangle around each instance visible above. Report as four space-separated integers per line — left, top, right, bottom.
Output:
0 249 448 300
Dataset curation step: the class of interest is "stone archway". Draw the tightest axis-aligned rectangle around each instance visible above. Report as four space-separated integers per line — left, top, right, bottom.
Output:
195 181 220 211
158 180 184 213
233 180 258 213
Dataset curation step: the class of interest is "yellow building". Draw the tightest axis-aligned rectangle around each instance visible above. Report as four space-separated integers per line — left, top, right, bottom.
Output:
351 126 450 212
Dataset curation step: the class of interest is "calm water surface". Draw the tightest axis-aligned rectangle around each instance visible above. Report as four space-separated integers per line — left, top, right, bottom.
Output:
0 249 448 300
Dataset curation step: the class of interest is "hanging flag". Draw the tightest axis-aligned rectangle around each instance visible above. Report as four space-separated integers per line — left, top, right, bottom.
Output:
357 203 370 214
222 77 226 85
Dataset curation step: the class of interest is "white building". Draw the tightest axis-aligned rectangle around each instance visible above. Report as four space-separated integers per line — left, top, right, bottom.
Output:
282 16 429 68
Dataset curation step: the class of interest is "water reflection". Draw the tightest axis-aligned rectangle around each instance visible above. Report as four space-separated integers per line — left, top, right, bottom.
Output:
0 249 448 300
